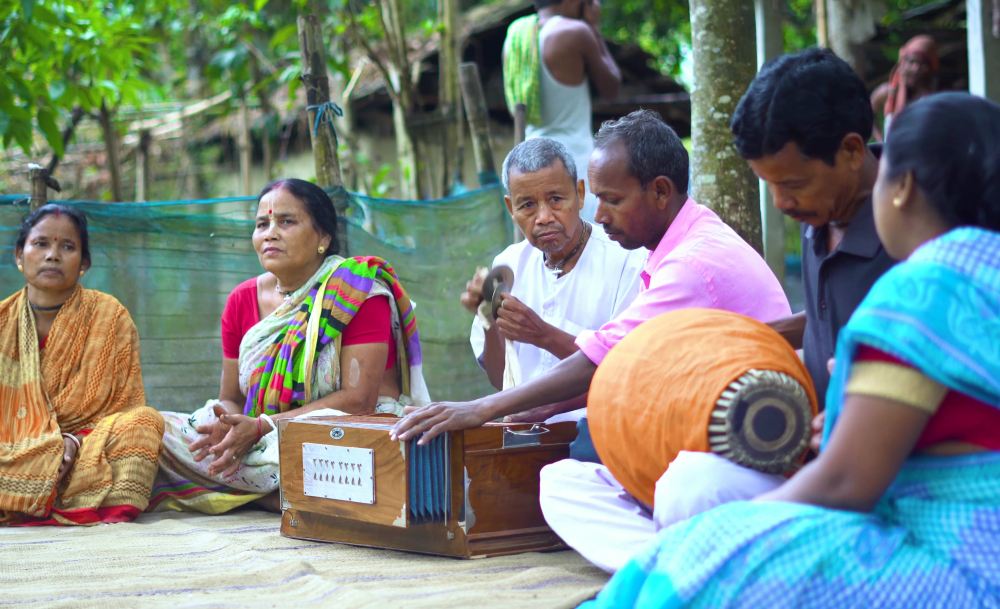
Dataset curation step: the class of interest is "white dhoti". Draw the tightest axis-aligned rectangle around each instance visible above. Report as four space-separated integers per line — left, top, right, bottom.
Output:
539 451 785 573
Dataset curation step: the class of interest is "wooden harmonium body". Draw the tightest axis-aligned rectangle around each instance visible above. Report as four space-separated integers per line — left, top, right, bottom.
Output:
277 415 577 558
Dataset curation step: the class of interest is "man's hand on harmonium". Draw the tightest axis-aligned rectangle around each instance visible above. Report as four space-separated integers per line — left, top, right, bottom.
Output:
391 400 493 445
460 268 487 314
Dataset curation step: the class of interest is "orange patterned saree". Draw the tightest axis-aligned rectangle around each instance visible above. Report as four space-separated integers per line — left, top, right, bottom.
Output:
0 286 164 525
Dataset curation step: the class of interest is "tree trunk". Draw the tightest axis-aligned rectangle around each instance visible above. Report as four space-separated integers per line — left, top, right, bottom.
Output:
438 0 462 195
388 63 421 200
458 62 498 186
46 106 85 176
297 15 344 190
98 102 124 202
826 0 882 73
135 130 152 202
382 0 422 200
689 0 762 253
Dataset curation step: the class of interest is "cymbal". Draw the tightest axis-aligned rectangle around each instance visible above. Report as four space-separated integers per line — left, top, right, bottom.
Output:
482 265 515 320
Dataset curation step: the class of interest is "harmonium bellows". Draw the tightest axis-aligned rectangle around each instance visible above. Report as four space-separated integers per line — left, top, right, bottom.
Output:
277 415 577 558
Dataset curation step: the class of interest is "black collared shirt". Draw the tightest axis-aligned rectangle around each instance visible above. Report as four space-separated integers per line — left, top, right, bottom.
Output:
801 146 895 409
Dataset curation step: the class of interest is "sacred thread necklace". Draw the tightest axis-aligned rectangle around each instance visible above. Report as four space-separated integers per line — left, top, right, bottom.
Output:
29 302 64 312
543 223 591 276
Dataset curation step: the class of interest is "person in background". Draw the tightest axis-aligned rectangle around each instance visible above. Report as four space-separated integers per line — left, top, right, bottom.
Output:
583 91 1000 609
735 48 897 414
0 205 164 526
502 0 621 222
465 138 643 444
871 35 939 142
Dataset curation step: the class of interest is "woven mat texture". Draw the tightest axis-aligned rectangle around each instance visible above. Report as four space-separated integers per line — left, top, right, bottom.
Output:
0 511 607 608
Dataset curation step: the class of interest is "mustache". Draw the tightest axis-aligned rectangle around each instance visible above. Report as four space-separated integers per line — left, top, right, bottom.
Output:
532 224 566 238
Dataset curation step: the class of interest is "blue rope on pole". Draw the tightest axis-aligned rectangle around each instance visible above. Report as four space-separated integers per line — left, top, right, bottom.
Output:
306 101 343 137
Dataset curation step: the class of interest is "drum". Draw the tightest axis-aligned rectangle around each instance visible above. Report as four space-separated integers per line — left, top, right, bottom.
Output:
588 308 817 506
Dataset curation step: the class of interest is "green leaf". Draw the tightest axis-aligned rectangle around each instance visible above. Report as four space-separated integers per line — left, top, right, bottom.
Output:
20 0 34 22
254 0 270 10
269 24 297 49
0 111 9 138
12 121 33 155
36 106 63 157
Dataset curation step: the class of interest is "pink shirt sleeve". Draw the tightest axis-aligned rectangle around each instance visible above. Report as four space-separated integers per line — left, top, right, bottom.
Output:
575 257 713 366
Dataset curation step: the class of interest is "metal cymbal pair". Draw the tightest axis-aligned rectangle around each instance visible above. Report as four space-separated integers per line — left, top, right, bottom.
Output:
482 265 514 320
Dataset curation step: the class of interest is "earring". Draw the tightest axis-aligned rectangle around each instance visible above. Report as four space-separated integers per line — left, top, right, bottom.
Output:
893 196 904 208
318 246 326 255
17 264 23 273
79 270 85 278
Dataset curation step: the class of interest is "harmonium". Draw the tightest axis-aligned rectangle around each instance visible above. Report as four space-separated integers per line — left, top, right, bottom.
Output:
276 415 577 558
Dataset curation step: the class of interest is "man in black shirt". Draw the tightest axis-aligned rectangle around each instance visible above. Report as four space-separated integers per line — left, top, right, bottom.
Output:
730 48 897 411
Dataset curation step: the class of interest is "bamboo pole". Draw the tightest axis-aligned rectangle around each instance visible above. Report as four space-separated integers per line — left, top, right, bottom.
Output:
298 14 346 253
297 15 344 190
439 0 462 195
755 0 785 282
135 130 152 202
815 0 829 48
238 97 253 196
458 62 498 186
98 102 124 202
28 164 48 212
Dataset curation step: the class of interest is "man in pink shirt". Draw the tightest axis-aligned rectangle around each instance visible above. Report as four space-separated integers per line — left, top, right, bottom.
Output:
392 110 789 568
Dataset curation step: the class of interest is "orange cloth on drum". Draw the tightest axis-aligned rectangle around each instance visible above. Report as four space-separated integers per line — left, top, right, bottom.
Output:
0 286 164 525
587 308 817 507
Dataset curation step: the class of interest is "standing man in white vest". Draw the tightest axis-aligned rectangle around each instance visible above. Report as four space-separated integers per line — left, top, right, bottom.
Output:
503 0 622 222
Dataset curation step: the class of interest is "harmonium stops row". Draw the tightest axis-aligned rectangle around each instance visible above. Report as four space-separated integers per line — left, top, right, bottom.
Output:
277 415 578 558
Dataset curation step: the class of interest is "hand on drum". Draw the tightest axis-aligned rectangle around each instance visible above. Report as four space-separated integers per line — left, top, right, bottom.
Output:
392 400 493 444
460 269 486 314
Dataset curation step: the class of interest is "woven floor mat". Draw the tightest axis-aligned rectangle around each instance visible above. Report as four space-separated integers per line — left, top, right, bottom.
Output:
0 511 607 608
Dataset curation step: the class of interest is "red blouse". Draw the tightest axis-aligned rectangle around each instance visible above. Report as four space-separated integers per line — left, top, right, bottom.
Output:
850 345 1000 451
221 277 397 369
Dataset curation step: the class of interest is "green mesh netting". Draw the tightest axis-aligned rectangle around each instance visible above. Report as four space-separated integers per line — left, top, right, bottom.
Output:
0 185 510 412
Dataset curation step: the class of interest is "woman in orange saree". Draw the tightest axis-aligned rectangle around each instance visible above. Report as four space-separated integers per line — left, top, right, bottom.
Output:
0 205 164 526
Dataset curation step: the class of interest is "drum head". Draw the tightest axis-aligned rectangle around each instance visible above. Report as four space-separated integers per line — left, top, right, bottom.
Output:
708 369 812 474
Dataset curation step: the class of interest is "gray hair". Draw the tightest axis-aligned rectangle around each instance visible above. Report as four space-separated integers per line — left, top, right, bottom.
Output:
501 137 578 192
593 109 689 193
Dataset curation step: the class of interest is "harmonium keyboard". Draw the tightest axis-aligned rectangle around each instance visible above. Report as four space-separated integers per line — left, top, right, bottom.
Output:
276 415 577 558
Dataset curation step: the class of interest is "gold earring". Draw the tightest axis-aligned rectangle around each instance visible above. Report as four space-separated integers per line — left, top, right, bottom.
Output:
318 246 326 255
893 196 904 208
17 264 23 273
79 270 85 278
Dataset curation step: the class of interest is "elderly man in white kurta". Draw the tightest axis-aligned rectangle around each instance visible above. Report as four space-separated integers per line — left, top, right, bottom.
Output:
464 137 644 425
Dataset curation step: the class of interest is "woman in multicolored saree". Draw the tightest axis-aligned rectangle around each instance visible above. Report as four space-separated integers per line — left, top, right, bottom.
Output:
150 179 429 514
586 93 1000 607
0 205 165 526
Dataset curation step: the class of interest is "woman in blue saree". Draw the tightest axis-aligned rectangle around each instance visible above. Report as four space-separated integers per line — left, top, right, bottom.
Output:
586 93 1000 607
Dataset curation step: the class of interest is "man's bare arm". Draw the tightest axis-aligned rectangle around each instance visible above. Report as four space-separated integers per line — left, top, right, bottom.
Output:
481 321 506 390
575 22 620 99
391 351 597 443
768 311 806 350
